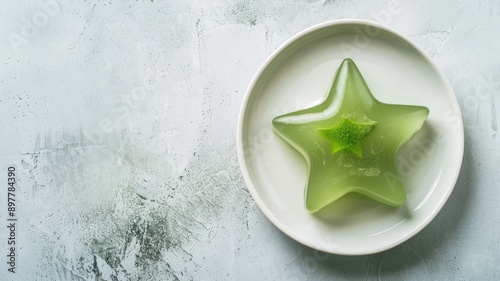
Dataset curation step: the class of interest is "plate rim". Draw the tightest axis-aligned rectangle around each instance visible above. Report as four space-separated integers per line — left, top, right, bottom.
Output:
237 19 464 255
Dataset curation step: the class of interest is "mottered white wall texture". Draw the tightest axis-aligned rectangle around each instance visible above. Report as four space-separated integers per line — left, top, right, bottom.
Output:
0 0 499 280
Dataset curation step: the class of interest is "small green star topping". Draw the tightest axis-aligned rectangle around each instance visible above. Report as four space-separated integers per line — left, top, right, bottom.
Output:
318 117 377 157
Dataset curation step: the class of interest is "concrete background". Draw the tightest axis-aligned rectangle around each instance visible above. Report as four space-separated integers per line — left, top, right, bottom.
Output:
0 0 498 280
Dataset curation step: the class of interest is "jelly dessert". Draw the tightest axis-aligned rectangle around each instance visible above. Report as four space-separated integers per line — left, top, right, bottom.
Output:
272 58 429 212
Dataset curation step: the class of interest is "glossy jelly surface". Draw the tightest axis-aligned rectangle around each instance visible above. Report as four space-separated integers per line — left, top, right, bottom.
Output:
272 58 429 212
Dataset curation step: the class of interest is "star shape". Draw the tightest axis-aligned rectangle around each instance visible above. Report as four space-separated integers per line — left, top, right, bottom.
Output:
272 58 429 212
318 118 377 157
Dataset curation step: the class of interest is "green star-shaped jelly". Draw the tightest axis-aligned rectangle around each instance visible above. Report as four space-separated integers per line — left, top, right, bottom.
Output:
272 58 429 212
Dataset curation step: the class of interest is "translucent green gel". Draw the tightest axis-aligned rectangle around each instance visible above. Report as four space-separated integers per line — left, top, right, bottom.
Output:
272 58 429 212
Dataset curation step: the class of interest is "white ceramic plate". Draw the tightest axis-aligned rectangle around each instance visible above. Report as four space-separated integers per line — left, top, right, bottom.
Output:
237 20 464 255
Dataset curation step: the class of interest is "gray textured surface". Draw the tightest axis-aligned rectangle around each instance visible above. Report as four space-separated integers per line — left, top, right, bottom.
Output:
0 0 498 280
